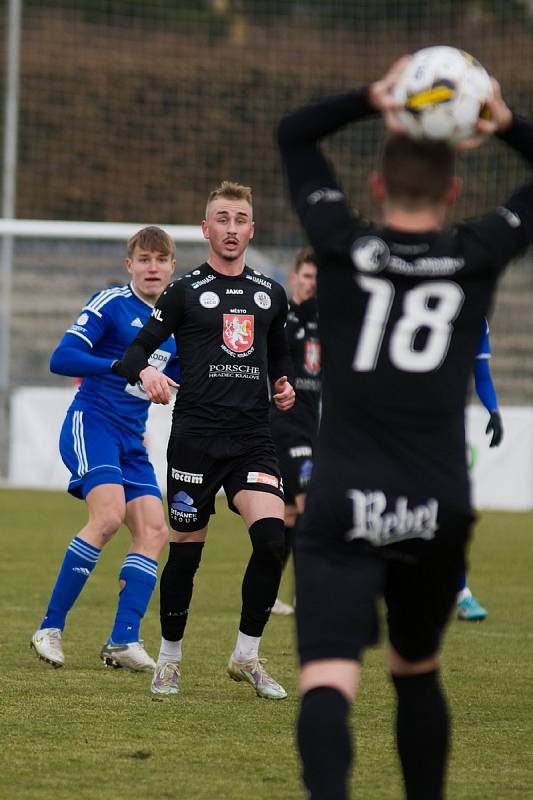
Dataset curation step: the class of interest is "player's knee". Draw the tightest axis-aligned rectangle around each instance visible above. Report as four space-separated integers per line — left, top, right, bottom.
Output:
96 509 125 542
249 517 286 565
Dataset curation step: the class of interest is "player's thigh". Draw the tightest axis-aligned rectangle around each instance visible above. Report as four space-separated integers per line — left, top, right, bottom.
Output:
85 483 126 529
59 408 123 499
166 434 220 532
295 534 386 665
384 522 471 662
125 494 168 553
232 488 285 527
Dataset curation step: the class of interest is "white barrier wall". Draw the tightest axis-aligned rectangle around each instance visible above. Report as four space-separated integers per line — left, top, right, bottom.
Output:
7 387 533 510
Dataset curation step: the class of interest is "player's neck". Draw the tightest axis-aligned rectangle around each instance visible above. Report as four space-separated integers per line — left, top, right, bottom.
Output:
207 252 246 276
383 204 446 232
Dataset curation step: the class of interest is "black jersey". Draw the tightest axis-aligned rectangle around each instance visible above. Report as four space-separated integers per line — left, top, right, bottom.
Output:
270 297 321 440
278 89 533 539
118 263 291 435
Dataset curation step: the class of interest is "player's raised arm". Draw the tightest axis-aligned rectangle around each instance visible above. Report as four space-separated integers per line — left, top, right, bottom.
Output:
459 82 533 270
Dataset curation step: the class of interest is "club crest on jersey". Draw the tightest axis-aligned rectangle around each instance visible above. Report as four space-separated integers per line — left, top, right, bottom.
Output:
351 236 390 273
223 314 254 354
304 339 321 376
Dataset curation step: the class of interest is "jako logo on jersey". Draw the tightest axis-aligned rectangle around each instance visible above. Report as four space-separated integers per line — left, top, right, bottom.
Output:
223 314 254 353
151 308 164 322
247 471 279 488
346 490 439 546
254 291 271 310
171 468 203 484
200 291 220 308
304 339 321 376
226 288 243 295
351 236 390 273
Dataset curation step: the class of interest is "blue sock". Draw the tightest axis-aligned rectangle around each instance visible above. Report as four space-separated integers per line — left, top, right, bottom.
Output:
109 553 158 644
41 536 100 630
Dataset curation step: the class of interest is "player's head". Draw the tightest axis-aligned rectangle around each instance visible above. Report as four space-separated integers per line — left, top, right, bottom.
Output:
125 225 176 304
202 181 254 264
290 247 317 304
371 134 461 215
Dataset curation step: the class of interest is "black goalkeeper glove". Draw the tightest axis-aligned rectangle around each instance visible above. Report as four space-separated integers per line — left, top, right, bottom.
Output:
486 410 503 448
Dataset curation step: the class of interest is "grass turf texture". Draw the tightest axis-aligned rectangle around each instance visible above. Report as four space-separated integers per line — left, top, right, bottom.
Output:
1 489 532 799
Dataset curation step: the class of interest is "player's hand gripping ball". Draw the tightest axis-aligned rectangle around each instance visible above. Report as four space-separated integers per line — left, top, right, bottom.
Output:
392 46 492 144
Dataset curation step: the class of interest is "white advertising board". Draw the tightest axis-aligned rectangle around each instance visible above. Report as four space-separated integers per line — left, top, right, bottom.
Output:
8 388 533 510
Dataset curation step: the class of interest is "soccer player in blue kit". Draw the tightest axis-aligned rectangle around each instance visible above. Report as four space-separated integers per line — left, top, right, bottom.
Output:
457 318 503 621
31 226 179 672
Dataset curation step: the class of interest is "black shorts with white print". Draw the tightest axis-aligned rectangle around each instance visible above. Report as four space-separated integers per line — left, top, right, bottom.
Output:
166 429 284 532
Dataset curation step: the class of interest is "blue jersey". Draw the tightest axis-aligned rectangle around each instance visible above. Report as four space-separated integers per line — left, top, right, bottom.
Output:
52 283 178 437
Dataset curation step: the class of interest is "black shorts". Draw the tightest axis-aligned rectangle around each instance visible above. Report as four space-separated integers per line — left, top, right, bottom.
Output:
271 429 314 505
166 431 284 531
294 517 472 665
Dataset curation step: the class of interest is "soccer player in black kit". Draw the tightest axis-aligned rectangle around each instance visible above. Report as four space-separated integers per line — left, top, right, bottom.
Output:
270 248 321 615
278 58 533 799
114 181 295 699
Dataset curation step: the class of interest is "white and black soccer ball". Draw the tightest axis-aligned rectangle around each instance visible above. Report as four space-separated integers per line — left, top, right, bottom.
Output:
393 45 492 144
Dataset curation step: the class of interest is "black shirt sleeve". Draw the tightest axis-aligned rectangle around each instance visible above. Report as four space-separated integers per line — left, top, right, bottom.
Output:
114 280 186 384
277 87 376 258
458 115 533 271
267 288 293 383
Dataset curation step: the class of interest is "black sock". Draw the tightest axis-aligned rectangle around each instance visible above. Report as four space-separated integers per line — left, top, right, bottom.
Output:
239 517 285 637
159 542 204 640
297 686 352 800
392 670 449 800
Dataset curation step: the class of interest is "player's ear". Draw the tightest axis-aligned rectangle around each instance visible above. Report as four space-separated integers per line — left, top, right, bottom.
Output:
445 176 462 206
125 257 133 275
249 220 255 241
369 171 386 204
201 219 209 240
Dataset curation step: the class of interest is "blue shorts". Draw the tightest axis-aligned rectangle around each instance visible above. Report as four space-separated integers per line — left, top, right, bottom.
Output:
59 407 162 502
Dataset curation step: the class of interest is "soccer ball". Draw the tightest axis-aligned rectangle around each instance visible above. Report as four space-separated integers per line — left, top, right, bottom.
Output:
392 46 492 144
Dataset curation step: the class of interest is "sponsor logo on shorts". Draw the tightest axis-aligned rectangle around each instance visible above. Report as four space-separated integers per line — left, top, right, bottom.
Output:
209 364 260 380
76 313 89 326
222 314 254 354
199 291 220 308
289 446 312 458
254 291 271 310
346 490 439 546
246 472 279 488
171 468 203 484
170 490 198 524
299 459 313 487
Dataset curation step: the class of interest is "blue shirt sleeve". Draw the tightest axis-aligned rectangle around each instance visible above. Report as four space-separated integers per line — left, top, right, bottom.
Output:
164 356 181 383
473 319 498 412
50 302 115 377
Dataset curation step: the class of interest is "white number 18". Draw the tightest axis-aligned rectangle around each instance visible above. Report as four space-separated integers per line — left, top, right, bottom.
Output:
352 276 465 373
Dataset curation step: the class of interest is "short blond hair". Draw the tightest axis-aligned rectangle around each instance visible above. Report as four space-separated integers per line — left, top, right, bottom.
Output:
205 180 253 217
127 226 175 259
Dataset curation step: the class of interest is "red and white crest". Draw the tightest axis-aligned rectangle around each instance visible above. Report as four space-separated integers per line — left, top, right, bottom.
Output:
223 314 254 353
304 339 321 375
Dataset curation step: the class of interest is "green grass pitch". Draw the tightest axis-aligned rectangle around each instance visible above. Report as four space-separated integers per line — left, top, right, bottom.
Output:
1 489 532 799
